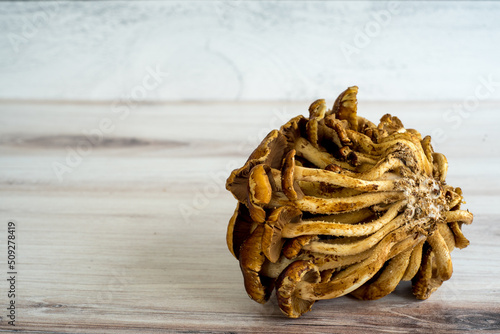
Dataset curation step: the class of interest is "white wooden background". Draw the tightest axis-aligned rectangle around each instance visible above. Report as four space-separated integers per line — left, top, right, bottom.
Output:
1 1 500 333
1 1 500 102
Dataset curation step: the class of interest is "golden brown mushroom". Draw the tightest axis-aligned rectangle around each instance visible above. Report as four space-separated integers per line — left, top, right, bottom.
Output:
226 130 287 222
225 86 474 318
226 203 255 259
239 224 275 303
261 201 406 263
275 260 320 318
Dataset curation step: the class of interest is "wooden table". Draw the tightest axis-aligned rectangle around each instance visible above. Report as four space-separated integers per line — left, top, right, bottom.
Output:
0 101 499 333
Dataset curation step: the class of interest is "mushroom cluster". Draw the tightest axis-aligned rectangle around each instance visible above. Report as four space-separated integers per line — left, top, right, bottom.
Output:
225 87 473 318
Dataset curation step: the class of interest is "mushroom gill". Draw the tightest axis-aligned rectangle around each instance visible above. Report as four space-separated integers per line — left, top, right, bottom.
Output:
225 86 473 318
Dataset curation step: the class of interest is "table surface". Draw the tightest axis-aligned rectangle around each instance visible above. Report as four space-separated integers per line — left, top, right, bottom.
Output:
0 100 499 333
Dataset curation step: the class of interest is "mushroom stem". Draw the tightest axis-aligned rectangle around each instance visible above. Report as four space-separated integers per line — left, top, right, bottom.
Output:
445 210 473 224
302 215 411 256
432 152 448 182
437 223 456 252
304 208 375 224
366 155 415 180
269 192 405 215
293 166 398 192
295 228 406 301
324 117 353 147
427 231 453 281
354 152 380 165
294 137 356 170
449 222 470 249
347 129 418 154
387 234 426 260
305 248 373 273
261 256 298 278
285 150 407 184
345 155 408 181
347 130 434 176
401 240 424 281
351 247 413 300
262 212 420 278
314 231 422 273
296 181 364 198
340 146 380 165
281 200 406 238
412 248 442 300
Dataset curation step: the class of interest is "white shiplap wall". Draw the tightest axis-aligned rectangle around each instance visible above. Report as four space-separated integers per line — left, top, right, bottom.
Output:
1 1 500 102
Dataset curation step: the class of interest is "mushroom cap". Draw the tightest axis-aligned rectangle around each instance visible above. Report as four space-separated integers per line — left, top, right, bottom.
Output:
432 152 448 182
412 246 441 300
226 130 288 223
357 116 378 142
282 235 317 259
226 203 255 259
275 260 320 318
331 86 359 131
308 99 327 119
378 114 404 135
239 224 275 304
226 129 287 204
246 164 275 222
281 149 304 201
262 206 303 263
306 99 327 148
324 116 352 147
248 164 273 205
339 146 360 167
280 115 308 148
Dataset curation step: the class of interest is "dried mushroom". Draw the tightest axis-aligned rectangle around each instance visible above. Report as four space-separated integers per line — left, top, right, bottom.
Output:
225 86 473 318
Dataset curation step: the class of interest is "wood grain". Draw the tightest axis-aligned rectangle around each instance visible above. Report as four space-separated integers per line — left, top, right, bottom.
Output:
0 101 499 333
1 2 500 102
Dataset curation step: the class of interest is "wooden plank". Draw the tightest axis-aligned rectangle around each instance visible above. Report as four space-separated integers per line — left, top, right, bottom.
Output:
0 101 499 332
